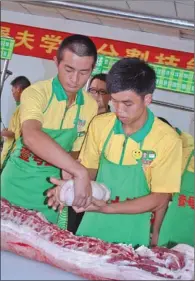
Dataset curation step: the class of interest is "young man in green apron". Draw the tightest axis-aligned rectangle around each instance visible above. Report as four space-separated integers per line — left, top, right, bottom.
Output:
47 58 182 247
1 76 31 170
151 117 194 247
1 35 98 226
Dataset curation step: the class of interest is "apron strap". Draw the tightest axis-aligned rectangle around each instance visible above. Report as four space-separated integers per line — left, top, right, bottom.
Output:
184 149 194 172
43 91 55 114
74 104 81 128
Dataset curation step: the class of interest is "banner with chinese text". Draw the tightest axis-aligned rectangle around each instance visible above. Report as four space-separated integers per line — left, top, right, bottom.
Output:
1 21 194 70
92 55 194 95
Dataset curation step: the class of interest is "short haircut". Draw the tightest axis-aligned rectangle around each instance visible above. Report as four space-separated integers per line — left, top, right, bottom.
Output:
89 73 107 88
56 34 97 66
11 76 31 91
106 58 156 97
158 117 173 127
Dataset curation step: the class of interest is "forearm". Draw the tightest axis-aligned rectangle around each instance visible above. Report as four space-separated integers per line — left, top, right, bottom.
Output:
87 169 97 180
23 129 86 177
100 193 171 214
150 204 168 246
152 204 168 233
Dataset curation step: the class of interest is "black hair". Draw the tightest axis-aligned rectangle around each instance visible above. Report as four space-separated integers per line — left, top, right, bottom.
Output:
158 117 173 127
89 73 107 88
57 34 97 66
106 58 156 97
10 76 31 90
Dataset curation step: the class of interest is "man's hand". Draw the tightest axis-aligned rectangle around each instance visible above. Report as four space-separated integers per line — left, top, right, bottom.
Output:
73 198 107 213
1 128 8 134
61 159 92 208
62 169 73 181
47 172 93 210
1 128 14 138
47 177 65 212
73 170 92 208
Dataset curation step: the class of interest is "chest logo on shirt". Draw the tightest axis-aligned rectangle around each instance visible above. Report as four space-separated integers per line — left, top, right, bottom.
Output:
141 150 156 165
77 119 86 131
132 149 156 164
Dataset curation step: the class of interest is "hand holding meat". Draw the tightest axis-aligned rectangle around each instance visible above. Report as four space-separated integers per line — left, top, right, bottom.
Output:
47 178 110 211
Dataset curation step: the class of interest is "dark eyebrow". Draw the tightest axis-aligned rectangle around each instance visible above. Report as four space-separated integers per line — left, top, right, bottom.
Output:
112 97 133 103
65 64 90 72
65 64 75 70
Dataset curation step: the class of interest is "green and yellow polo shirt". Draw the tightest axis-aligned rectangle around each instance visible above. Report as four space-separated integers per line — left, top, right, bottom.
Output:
79 109 182 193
20 76 98 151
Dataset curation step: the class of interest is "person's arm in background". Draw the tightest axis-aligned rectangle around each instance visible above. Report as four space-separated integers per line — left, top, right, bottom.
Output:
1 109 19 139
1 128 14 138
20 86 91 208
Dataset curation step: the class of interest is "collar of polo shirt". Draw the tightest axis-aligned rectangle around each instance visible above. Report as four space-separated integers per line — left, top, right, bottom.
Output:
113 108 155 142
52 76 84 105
176 127 182 135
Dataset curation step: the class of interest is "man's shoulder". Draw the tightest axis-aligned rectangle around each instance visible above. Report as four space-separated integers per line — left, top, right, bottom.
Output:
153 117 181 141
180 131 194 149
29 78 53 92
82 90 98 108
21 79 53 104
91 112 116 132
93 112 115 122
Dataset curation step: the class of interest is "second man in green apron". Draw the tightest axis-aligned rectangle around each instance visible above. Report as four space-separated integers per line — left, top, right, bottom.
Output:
47 58 182 247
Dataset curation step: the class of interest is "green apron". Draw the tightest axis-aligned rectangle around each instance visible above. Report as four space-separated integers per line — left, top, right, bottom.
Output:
1 80 82 225
158 149 194 247
76 119 152 247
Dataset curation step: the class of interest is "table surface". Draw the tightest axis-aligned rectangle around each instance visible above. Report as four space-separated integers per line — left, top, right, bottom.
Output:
1 250 86 280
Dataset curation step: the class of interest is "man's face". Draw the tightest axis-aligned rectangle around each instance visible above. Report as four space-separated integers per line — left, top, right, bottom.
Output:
55 49 94 94
89 78 110 114
12 86 22 102
111 90 152 125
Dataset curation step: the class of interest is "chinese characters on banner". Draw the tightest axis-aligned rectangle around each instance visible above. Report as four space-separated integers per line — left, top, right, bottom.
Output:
92 55 194 95
0 21 194 70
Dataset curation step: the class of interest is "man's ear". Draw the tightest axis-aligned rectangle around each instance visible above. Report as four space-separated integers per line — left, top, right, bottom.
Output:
144 94 152 107
16 86 22 94
53 56 58 67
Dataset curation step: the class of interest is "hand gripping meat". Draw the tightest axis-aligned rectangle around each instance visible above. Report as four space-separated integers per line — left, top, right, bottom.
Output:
58 180 111 206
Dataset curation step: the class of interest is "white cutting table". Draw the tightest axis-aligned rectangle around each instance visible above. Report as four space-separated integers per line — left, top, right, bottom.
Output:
1 250 86 280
